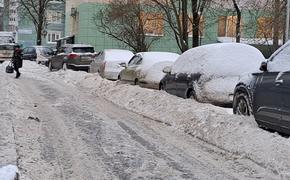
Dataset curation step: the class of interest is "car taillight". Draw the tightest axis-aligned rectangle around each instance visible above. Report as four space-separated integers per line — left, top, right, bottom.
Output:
67 53 79 59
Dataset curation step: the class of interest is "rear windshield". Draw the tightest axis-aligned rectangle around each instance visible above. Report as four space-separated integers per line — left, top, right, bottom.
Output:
38 47 54 55
0 45 14 50
73 47 94 53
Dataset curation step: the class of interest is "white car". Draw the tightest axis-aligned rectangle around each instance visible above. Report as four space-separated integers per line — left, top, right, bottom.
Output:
90 49 134 80
120 52 179 85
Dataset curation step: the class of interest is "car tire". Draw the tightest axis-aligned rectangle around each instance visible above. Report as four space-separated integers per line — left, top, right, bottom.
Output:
159 83 165 90
187 89 197 100
233 91 251 116
134 78 139 85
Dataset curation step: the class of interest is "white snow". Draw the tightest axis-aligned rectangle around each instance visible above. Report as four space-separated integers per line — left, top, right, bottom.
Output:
140 61 174 88
103 49 134 62
136 52 179 71
172 43 265 76
0 165 18 180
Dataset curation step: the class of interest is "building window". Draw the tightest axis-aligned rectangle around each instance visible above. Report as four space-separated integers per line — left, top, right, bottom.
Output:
141 12 164 36
218 16 241 37
47 10 62 24
47 31 61 44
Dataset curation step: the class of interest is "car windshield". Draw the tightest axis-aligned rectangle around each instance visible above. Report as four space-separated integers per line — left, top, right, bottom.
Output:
73 47 94 53
0 45 14 50
38 47 54 55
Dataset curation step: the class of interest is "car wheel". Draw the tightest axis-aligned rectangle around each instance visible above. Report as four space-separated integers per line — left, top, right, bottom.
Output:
37 61 41 64
134 78 139 85
62 63 67 71
159 83 165 90
233 91 251 116
187 89 197 100
48 62 53 72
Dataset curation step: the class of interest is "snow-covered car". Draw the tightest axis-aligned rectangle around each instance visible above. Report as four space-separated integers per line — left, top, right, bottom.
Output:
89 49 134 80
160 43 265 107
119 52 179 85
22 46 54 65
139 61 175 89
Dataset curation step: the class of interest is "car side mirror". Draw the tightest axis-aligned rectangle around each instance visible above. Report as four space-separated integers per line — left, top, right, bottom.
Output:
119 62 127 68
259 61 268 72
163 66 172 74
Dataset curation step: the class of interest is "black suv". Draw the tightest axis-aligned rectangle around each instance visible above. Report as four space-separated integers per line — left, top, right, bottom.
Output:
233 42 290 135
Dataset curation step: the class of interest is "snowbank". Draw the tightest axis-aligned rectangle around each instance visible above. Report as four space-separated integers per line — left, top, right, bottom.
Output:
0 165 18 180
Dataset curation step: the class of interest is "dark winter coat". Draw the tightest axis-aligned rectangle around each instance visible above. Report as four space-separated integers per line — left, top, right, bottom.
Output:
12 50 23 69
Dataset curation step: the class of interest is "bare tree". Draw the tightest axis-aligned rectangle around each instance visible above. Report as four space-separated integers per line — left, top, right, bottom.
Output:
93 0 161 53
18 0 64 45
231 0 241 42
151 0 211 52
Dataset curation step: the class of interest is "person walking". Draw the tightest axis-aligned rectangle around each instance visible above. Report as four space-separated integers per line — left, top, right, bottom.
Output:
12 45 23 78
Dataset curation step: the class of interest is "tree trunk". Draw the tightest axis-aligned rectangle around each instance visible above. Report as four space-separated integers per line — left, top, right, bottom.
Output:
273 0 280 50
36 24 42 45
232 0 241 43
181 0 189 52
192 12 200 47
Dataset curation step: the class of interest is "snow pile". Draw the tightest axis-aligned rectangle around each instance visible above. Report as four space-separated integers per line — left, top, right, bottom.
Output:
71 73 290 178
0 165 18 180
172 43 265 76
104 49 134 62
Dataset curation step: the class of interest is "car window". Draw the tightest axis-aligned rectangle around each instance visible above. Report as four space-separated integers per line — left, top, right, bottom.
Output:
64 47 72 54
23 48 28 54
27 47 35 54
128 55 141 66
0 45 14 50
72 47 94 53
38 47 53 55
268 44 290 72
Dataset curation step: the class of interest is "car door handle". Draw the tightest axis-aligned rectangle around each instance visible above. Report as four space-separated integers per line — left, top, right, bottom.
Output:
275 79 284 85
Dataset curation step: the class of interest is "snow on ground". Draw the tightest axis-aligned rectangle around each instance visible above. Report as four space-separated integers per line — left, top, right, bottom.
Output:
57 68 290 178
0 165 18 180
2 61 290 178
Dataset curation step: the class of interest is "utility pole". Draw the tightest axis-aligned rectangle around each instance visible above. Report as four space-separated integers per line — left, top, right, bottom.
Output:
286 0 290 42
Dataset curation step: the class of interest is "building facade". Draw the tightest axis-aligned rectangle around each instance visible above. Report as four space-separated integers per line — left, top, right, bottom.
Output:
64 0 286 57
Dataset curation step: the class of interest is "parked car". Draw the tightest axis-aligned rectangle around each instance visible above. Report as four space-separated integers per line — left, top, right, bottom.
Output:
48 44 96 71
233 41 290 135
160 43 265 107
120 52 179 85
22 46 54 65
90 49 134 80
0 43 19 63
139 61 175 89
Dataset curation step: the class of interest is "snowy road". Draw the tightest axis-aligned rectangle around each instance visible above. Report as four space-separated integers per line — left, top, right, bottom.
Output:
0 61 287 180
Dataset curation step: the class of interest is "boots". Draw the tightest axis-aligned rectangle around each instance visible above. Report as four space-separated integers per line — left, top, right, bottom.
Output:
15 72 21 78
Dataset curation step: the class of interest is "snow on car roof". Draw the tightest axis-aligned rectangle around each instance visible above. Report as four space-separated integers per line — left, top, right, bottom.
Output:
171 43 265 77
104 49 134 62
138 52 179 62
